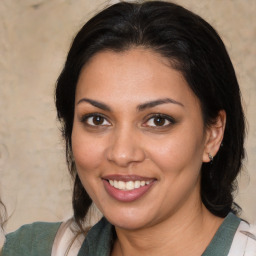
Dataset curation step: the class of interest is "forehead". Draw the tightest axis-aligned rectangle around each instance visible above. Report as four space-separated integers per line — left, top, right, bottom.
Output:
76 48 199 109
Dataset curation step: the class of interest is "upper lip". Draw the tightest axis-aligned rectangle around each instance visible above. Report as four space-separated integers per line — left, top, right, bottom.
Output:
102 174 155 182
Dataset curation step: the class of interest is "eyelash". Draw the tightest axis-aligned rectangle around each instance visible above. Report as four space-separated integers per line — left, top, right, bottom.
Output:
80 113 111 127
143 114 176 128
79 113 176 128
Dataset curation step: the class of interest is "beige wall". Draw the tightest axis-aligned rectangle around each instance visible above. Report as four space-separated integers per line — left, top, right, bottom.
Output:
0 0 255 233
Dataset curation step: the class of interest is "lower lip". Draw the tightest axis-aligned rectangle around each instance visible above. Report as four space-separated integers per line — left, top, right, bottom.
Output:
103 180 155 202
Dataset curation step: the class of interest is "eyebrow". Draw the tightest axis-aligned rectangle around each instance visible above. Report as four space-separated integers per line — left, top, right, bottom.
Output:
137 98 184 111
77 97 184 112
77 98 111 111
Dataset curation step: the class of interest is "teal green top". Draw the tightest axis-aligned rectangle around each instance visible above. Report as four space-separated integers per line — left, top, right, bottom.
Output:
202 213 240 255
2 213 240 256
1 222 61 256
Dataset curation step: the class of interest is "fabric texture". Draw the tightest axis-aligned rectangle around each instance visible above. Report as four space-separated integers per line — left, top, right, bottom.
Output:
228 220 256 255
51 218 85 256
77 217 114 256
2 212 256 255
77 213 241 256
1 222 61 256
202 213 240 255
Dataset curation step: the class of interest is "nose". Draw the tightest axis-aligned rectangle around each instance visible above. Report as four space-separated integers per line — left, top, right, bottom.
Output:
106 127 146 167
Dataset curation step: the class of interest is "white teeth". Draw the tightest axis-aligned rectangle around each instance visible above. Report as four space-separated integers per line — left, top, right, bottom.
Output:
109 180 151 190
118 181 126 190
134 180 140 189
126 181 134 190
114 180 118 188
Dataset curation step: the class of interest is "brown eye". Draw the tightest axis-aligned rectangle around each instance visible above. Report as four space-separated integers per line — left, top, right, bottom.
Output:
144 114 175 128
92 116 104 125
85 115 111 126
153 117 166 126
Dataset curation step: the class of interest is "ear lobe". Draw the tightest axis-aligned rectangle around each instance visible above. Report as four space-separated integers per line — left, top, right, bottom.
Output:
203 110 226 163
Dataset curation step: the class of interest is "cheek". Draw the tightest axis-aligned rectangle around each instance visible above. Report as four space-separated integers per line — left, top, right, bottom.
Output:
71 129 105 173
71 130 106 204
145 129 205 175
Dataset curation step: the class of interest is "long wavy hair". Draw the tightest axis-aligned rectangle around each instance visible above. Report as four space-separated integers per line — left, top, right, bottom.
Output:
55 1 245 231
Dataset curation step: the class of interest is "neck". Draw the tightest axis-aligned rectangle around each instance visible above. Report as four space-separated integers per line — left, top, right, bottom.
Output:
111 202 224 256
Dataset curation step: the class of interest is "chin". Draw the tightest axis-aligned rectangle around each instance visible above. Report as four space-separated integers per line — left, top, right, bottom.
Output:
103 208 156 231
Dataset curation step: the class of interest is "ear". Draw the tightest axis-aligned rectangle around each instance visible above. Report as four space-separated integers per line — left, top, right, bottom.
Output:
202 110 226 163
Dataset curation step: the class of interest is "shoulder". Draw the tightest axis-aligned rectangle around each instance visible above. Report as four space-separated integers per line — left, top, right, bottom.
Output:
1 221 62 256
228 220 256 255
52 217 113 256
51 218 86 256
78 217 114 256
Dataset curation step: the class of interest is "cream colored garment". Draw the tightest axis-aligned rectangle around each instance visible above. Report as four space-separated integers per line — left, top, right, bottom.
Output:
51 218 85 256
228 221 256 255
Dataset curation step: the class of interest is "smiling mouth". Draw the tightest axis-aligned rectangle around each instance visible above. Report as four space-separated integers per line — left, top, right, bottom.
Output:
102 175 156 202
108 180 152 191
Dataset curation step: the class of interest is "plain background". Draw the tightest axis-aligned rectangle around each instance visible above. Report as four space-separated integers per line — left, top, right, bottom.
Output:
0 0 255 233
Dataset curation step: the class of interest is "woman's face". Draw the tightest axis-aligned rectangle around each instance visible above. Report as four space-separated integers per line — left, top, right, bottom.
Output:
72 48 211 230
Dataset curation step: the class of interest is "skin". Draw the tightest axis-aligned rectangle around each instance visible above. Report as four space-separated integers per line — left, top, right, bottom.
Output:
72 48 226 255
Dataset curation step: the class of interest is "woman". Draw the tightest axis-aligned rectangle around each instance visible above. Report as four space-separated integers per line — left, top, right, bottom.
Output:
2 1 256 255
